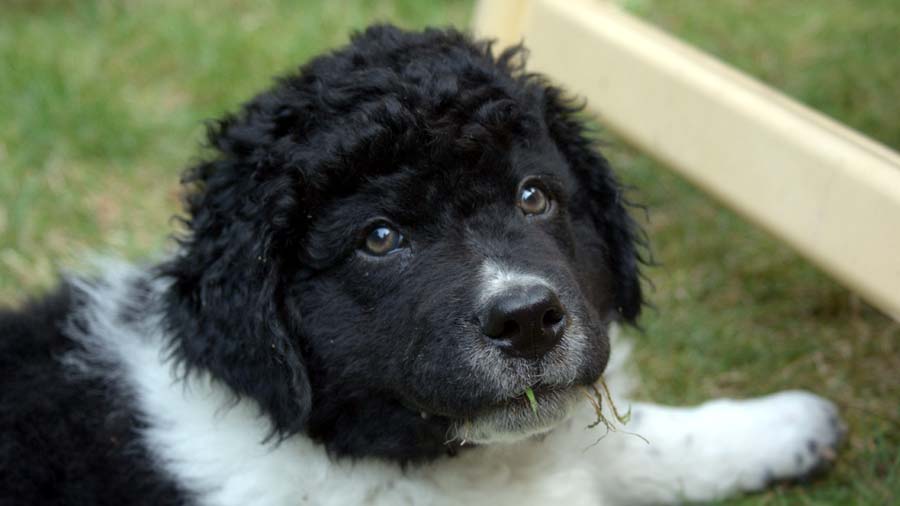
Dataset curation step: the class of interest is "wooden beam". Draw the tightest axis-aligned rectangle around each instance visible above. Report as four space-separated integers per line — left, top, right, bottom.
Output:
472 0 532 51
474 0 900 320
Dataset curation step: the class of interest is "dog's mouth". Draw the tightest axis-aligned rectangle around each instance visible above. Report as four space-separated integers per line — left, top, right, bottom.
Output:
445 383 582 445
500 383 574 413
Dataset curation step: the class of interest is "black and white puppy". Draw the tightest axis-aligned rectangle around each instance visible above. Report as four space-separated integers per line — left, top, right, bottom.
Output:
0 26 844 506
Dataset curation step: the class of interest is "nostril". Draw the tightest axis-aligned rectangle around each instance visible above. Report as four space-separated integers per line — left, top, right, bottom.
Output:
542 308 564 328
499 320 520 340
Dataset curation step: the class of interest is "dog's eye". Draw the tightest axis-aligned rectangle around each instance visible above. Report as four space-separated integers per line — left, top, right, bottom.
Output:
363 224 405 256
518 185 550 216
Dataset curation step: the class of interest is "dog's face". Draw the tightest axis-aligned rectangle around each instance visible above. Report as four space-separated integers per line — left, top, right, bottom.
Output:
295 135 616 445
163 26 642 463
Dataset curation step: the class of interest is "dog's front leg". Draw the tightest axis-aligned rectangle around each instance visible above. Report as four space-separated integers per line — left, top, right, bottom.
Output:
581 390 844 505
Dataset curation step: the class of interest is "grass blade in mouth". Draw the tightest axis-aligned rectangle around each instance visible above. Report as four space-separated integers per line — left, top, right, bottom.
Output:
524 387 538 415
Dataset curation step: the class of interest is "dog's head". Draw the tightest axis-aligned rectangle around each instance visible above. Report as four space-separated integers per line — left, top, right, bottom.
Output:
163 25 642 462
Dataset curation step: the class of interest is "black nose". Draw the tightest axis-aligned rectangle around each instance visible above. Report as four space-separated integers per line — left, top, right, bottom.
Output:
480 285 567 358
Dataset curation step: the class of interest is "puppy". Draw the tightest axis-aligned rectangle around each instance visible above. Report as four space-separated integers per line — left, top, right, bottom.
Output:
0 25 844 505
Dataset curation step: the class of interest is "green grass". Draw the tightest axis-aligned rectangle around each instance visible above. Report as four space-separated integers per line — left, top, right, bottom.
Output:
1 1 896 504
0 0 472 297
615 2 900 504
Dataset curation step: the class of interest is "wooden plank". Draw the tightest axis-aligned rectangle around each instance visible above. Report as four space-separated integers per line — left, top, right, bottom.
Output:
474 0 900 320
472 0 531 51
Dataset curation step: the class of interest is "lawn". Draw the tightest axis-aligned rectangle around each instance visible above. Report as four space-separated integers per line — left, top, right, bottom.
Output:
1 1 897 504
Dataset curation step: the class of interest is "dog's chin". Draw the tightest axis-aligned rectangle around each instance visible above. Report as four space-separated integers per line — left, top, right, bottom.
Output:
448 386 581 445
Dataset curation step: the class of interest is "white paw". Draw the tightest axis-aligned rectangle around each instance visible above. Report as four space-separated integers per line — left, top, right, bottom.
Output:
730 390 845 490
582 392 845 504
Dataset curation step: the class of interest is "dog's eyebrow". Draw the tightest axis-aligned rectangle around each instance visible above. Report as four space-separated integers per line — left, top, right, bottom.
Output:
510 147 577 193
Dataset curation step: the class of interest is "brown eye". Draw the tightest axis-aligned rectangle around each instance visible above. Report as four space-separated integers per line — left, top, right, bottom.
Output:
518 185 549 215
364 224 405 256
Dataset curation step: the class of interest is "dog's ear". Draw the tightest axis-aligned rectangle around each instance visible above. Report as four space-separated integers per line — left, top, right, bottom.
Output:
161 103 312 437
542 87 644 323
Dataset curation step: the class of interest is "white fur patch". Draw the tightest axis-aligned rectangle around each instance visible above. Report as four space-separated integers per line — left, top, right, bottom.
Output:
62 262 844 506
478 260 554 305
589 392 844 504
